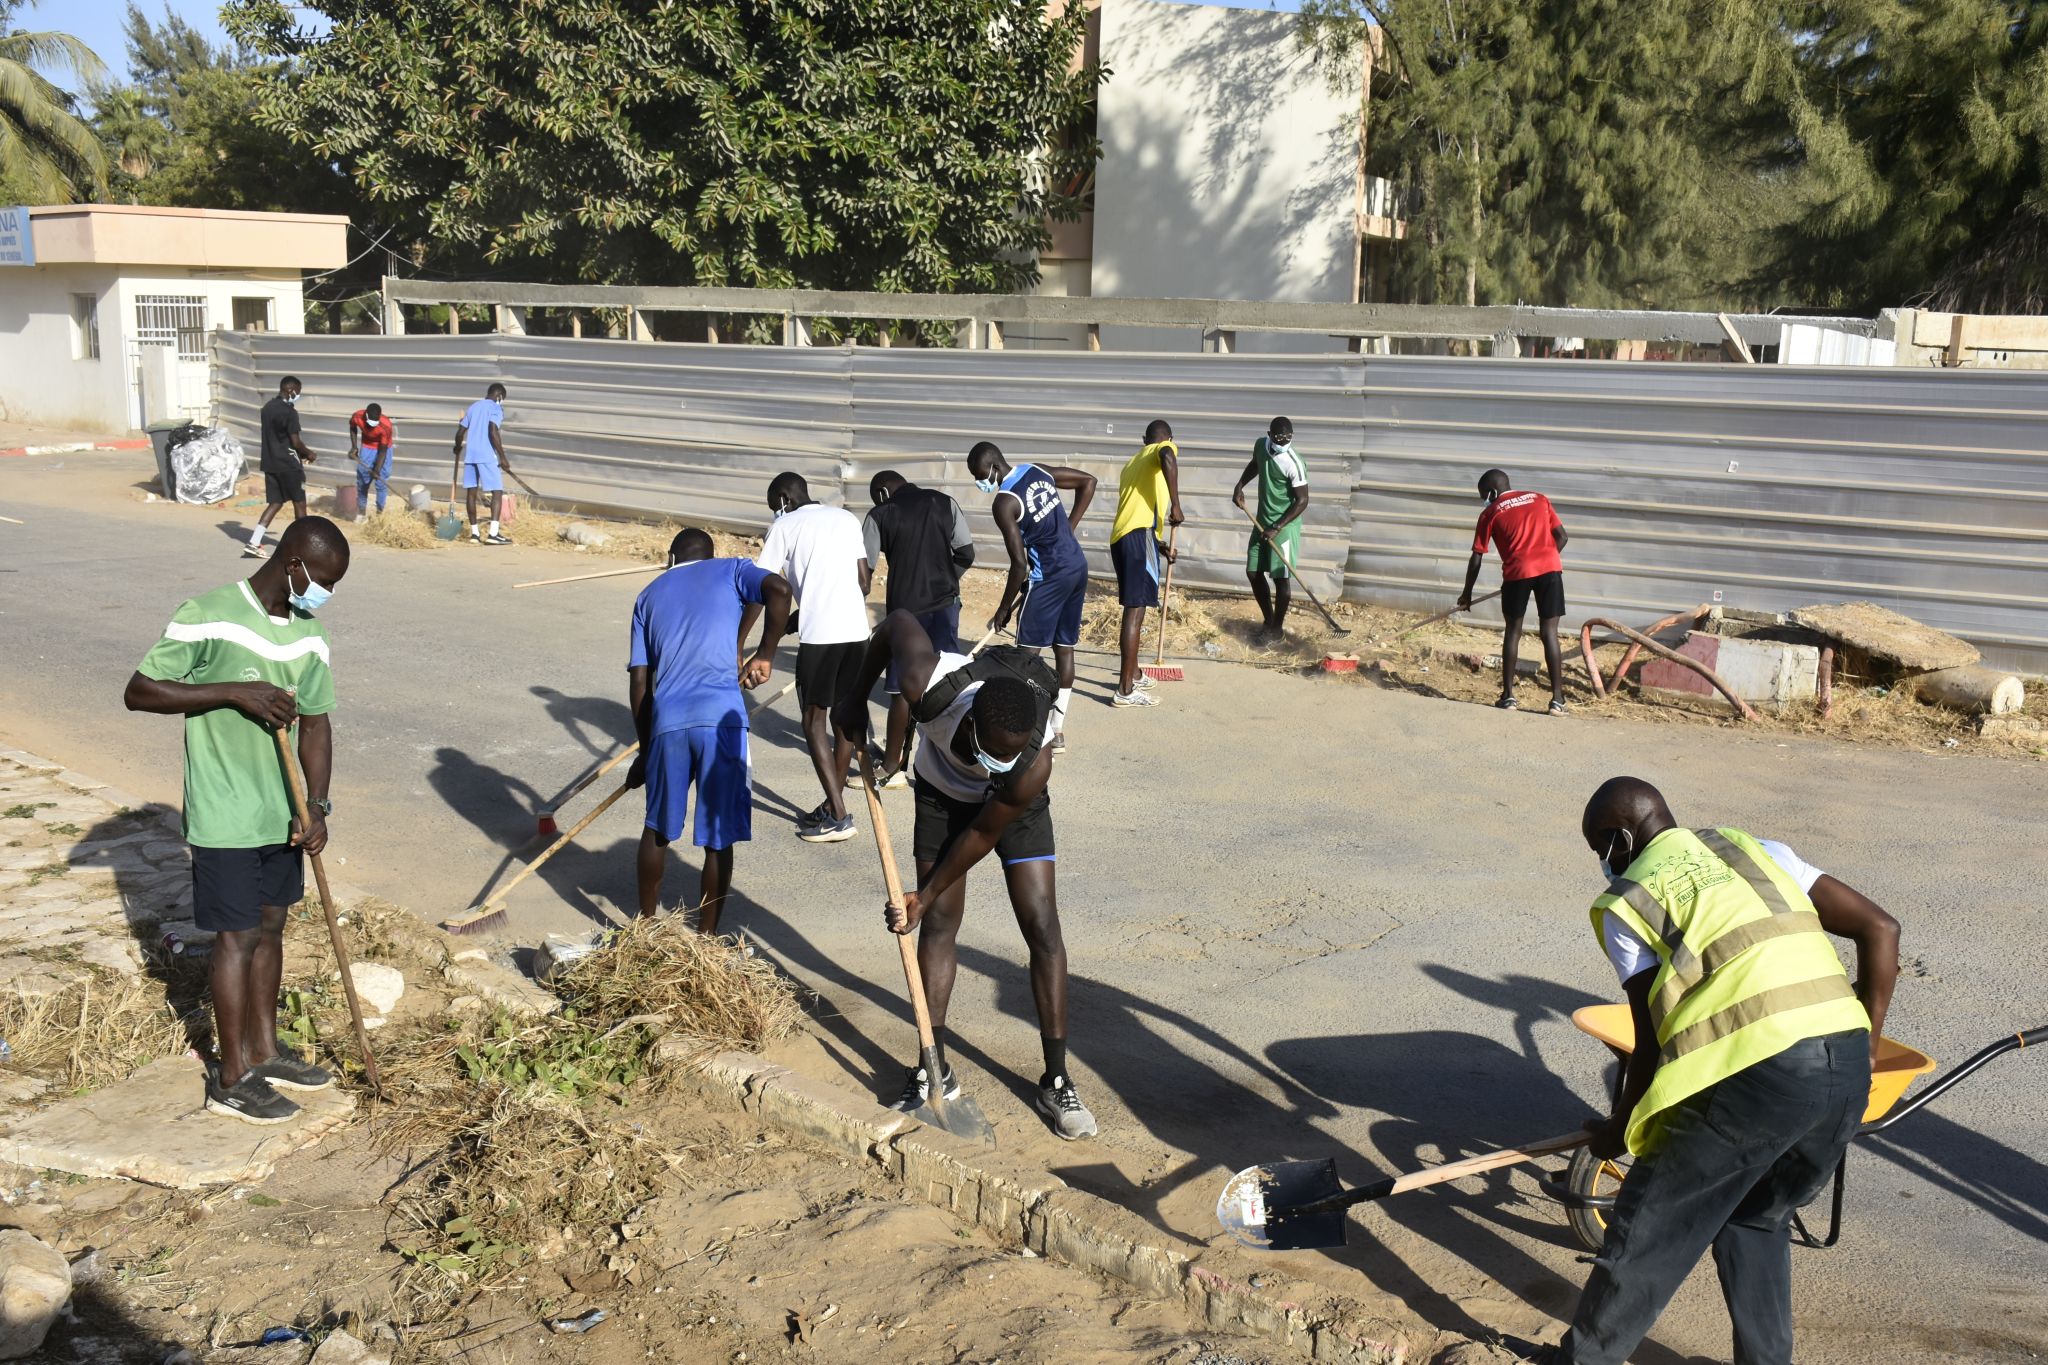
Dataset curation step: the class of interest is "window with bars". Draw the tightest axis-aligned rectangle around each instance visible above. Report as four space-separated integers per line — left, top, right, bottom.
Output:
134 294 209 361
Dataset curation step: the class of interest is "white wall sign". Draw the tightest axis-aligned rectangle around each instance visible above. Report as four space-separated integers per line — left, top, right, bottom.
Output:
0 207 34 266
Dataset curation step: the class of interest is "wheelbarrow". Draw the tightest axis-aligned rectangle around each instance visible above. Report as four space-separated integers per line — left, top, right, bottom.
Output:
1549 1004 2046 1251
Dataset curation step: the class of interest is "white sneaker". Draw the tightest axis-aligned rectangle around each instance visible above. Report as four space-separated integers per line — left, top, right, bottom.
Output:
1134 674 1156 690
1111 689 1159 707
1035 1075 1098 1139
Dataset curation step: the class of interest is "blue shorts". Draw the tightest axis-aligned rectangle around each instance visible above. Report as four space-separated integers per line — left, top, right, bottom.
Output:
1015 563 1087 650
644 726 751 848
1110 529 1161 609
461 462 503 492
887 603 962 694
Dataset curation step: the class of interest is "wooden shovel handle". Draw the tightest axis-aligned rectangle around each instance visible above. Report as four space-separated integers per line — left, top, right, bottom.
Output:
272 727 382 1095
1383 1130 1589 1197
475 780 628 912
1153 522 1178 665
858 749 939 1051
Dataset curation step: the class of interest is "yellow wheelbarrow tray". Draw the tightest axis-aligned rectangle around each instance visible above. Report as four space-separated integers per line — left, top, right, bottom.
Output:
1551 1003 2046 1251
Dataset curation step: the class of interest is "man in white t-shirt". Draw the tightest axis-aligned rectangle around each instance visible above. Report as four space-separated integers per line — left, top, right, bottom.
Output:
754 472 872 843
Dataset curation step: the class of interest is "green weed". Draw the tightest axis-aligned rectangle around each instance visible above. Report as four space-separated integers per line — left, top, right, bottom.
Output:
2 803 52 819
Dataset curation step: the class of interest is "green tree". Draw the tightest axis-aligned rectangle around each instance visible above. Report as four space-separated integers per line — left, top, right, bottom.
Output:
222 0 1100 304
0 0 108 202
1739 0 2048 313
1301 0 1782 309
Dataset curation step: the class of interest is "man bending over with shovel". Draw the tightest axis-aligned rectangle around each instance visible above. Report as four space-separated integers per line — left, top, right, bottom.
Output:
833 610 1098 1140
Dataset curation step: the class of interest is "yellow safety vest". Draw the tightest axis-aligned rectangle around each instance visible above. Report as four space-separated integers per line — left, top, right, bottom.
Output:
1591 827 1869 1155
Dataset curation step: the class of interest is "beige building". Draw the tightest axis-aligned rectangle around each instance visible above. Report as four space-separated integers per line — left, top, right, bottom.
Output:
0 204 348 434
1021 0 1402 350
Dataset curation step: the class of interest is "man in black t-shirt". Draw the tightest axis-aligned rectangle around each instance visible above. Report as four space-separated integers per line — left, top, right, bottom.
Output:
862 470 975 785
246 376 319 560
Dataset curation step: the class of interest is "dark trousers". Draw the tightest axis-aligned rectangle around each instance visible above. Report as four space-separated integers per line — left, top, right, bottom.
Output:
1557 1030 1870 1365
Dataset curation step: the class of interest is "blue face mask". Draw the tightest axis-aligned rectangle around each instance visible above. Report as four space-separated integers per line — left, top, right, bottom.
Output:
288 560 333 614
970 719 1020 775
974 476 999 494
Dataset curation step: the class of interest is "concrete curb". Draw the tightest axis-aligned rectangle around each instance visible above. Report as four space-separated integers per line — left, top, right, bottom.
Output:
0 439 151 457
674 1046 1480 1363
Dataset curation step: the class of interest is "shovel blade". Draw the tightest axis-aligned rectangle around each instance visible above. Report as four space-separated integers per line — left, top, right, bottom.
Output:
1217 1159 1347 1251
913 1090 995 1144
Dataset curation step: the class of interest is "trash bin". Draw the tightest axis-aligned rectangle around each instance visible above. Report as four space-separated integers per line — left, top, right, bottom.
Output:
146 420 185 499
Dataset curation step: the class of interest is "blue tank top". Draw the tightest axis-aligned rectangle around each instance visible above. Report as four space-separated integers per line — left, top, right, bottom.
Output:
998 463 1083 582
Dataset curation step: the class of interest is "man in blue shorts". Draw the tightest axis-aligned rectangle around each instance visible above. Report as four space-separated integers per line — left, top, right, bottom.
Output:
627 528 792 931
452 382 514 545
1108 419 1183 706
967 441 1097 755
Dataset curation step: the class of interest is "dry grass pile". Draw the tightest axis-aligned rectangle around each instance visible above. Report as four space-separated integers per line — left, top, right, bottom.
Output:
362 919 797 1309
0 966 196 1092
342 500 762 565
554 912 805 1052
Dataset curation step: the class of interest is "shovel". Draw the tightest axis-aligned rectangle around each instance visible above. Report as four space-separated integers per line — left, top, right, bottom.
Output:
1216 1130 1586 1250
856 748 995 1144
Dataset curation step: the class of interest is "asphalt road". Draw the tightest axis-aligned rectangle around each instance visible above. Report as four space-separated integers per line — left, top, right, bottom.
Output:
3 454 2044 1364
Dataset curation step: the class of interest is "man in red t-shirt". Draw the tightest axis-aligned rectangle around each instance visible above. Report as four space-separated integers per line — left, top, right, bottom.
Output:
348 403 396 519
1459 467 1570 714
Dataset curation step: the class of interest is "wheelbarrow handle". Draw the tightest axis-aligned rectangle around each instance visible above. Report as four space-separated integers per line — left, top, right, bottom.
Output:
1858 1024 2048 1136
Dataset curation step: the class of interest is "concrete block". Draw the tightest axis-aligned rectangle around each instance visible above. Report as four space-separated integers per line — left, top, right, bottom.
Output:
1029 1189 1190 1301
751 1070 912 1167
670 1046 789 1102
893 1127 991 1225
1183 1247 1314 1348
1640 631 1818 707
440 954 558 1018
969 1153 1066 1245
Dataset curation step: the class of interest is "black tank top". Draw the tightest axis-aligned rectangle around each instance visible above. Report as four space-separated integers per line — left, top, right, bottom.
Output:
870 485 962 615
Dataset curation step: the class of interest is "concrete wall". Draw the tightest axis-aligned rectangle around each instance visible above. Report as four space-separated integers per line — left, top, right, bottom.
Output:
29 205 348 271
0 265 309 433
1090 0 1359 353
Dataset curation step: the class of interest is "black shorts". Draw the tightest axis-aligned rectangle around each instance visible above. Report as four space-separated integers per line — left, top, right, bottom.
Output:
1110 529 1162 609
796 640 867 710
263 463 306 505
1501 571 1566 622
912 776 1055 869
886 605 962 694
191 843 303 932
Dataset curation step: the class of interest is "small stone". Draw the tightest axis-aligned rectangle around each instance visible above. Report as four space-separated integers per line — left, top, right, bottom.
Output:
346 964 404 1017
0 1228 71 1359
309 1328 389 1365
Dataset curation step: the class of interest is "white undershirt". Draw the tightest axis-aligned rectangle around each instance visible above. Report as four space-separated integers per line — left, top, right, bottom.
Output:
1602 838 1824 984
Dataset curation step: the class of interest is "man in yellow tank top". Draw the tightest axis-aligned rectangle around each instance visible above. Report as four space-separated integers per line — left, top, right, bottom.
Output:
1541 776 1901 1365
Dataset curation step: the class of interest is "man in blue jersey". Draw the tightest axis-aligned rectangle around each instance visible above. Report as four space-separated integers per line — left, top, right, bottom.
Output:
626 529 793 931
967 441 1098 755
451 382 515 545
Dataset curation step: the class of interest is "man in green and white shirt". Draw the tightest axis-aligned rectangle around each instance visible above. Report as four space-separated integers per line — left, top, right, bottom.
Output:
1232 416 1311 641
125 517 351 1125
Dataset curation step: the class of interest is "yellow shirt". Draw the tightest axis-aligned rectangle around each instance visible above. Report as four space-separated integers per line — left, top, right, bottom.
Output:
1111 441 1175 543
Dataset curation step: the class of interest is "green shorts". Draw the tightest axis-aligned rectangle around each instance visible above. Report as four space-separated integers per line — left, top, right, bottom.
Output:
1247 525 1301 578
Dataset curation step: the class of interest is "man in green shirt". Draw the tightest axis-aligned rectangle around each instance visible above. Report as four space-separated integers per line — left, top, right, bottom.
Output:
125 518 350 1125
1232 417 1311 641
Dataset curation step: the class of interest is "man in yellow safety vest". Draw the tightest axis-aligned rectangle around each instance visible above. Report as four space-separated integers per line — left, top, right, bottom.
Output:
1541 776 1901 1365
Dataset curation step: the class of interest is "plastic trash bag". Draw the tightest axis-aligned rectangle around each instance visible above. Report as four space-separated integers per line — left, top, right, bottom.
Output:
170 425 243 505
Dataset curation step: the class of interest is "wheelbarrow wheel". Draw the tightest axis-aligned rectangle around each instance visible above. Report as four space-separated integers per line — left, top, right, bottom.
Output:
1565 1146 1631 1252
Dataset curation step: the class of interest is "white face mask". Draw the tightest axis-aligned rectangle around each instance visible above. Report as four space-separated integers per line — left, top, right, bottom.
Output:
1598 829 1633 882
974 476 999 494
284 393 300 406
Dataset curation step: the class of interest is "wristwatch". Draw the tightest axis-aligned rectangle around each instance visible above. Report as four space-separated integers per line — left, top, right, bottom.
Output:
309 797 334 817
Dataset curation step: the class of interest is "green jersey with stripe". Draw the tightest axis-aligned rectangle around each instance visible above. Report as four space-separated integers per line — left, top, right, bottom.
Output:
1253 436 1308 526
137 580 335 848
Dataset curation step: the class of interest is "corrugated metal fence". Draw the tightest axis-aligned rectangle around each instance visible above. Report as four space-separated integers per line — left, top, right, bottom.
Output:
214 333 2048 672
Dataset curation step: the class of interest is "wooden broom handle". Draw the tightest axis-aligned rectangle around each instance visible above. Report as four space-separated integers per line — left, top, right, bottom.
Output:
858 750 939 1050
1153 522 1178 665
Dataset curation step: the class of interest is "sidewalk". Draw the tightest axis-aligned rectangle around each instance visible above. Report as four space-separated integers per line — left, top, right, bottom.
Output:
0 420 149 458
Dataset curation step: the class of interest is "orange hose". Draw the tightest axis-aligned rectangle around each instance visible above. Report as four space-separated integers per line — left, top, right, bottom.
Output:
1578 617 1760 722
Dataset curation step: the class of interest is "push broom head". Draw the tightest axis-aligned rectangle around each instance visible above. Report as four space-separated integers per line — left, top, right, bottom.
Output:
1140 663 1184 683
535 808 560 838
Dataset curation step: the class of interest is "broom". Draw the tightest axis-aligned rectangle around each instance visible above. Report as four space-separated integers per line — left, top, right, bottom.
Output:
1140 522 1183 683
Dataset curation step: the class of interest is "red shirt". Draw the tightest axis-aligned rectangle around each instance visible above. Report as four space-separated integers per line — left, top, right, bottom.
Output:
1473 490 1563 582
350 410 394 452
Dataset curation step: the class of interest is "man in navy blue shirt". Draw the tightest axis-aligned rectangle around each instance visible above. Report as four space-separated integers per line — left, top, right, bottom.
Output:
627 528 792 931
967 441 1097 754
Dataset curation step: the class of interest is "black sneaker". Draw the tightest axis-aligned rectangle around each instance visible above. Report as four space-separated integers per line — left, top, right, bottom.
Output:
1035 1074 1098 1139
1495 694 1520 711
484 533 513 545
1548 698 1569 717
205 1072 300 1125
798 812 855 844
249 1053 332 1092
890 1064 961 1113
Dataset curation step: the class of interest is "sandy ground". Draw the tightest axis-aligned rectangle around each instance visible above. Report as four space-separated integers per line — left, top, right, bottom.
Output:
2 452 2045 1364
